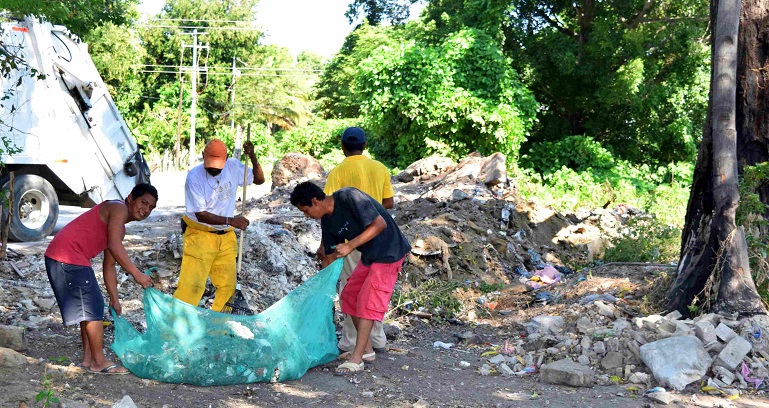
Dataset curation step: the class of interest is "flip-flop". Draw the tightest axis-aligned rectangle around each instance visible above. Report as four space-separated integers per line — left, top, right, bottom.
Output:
334 361 364 376
338 351 376 363
89 364 129 375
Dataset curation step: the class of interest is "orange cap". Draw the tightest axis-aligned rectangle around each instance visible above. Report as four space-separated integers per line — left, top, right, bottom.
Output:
203 139 227 169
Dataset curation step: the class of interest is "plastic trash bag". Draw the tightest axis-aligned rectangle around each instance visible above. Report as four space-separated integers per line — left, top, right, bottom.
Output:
111 259 343 386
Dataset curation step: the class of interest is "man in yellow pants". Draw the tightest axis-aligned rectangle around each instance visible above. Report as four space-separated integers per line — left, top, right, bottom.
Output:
174 139 265 311
322 126 394 358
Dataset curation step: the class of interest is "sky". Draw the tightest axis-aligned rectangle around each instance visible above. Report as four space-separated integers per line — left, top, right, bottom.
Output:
138 0 360 58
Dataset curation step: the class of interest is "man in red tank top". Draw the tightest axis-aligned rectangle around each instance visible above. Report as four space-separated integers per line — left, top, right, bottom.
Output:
45 183 157 375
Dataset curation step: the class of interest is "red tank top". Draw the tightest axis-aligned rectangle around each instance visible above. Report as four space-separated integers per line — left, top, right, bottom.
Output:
45 202 121 266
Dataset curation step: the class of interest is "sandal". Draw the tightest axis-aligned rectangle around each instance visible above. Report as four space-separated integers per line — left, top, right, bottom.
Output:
338 351 376 363
334 361 364 376
89 364 129 375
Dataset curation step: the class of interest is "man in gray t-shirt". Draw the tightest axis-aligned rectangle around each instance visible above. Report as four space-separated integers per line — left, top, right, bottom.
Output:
291 182 410 375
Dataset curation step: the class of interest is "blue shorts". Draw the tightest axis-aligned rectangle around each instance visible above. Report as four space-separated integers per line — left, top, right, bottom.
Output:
45 257 104 326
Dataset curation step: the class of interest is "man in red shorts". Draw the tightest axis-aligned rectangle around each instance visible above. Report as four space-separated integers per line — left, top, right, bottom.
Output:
290 181 410 375
45 183 157 375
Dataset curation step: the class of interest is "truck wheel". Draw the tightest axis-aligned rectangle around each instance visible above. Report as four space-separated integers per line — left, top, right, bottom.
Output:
1 175 59 242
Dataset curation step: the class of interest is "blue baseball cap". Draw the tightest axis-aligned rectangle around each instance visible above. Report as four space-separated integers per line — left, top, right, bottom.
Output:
341 127 366 144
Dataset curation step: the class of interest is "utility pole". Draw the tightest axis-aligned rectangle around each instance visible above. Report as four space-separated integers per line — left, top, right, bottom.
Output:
189 29 199 168
181 29 208 169
230 56 237 130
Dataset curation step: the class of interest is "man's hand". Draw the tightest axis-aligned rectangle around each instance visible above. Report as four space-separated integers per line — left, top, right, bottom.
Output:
133 272 152 289
230 215 250 230
333 242 354 258
244 141 255 157
321 254 337 268
110 297 122 316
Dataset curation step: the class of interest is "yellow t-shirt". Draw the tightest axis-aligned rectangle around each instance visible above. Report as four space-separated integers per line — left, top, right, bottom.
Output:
324 155 394 203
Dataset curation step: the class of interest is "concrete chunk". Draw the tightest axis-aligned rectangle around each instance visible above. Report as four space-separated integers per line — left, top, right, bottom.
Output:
0 325 26 351
714 336 752 370
540 358 595 388
0 347 27 367
694 321 717 345
715 323 737 342
640 335 711 391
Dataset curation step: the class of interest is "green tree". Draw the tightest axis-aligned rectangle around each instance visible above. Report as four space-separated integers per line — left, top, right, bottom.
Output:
315 23 405 119
421 0 710 166
85 22 146 114
0 0 139 37
356 28 538 168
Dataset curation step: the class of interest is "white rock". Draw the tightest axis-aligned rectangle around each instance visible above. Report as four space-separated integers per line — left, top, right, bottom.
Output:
640 335 711 391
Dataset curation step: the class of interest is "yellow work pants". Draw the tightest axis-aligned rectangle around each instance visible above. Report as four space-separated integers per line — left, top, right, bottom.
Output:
174 216 237 312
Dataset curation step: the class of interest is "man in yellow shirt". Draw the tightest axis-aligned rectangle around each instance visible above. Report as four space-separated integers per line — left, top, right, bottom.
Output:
323 126 394 360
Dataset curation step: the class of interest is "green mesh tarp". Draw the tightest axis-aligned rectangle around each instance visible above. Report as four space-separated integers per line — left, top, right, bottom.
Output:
111 259 343 386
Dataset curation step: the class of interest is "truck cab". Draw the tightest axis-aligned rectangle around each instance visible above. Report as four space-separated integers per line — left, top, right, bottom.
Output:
0 16 150 241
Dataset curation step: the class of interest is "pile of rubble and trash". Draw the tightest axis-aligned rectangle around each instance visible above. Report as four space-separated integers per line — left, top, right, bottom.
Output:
1 150 767 405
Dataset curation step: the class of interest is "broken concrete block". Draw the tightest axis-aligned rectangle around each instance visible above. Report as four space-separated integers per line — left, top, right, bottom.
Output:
0 325 26 351
479 152 508 186
629 372 649 384
593 341 606 355
715 323 737 343
600 351 624 370
540 358 595 388
112 395 138 408
694 321 717 345
640 335 711 391
594 301 618 318
525 315 564 335
712 365 735 385
577 355 590 365
664 310 683 321
646 391 673 405
0 347 27 367
713 336 752 370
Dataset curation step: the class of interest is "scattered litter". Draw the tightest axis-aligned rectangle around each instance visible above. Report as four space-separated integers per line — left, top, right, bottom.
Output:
433 341 454 349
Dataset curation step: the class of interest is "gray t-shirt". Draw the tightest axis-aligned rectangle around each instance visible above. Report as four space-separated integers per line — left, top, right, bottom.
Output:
322 188 411 266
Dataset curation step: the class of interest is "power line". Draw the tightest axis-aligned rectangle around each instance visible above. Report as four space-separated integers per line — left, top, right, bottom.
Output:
135 64 322 72
150 18 253 23
137 70 317 77
143 25 260 31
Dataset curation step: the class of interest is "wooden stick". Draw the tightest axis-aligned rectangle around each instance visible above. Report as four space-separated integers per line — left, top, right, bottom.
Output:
236 124 250 275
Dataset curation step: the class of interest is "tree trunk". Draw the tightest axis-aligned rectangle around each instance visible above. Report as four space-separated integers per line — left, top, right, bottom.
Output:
666 0 767 316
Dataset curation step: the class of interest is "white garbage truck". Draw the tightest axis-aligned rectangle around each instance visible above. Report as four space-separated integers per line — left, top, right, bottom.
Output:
0 16 150 242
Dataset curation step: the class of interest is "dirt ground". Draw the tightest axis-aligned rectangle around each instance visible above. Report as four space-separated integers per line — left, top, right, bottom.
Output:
2 167 769 407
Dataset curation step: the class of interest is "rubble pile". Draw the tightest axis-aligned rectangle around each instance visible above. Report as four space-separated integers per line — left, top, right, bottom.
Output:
2 150 767 404
470 299 769 402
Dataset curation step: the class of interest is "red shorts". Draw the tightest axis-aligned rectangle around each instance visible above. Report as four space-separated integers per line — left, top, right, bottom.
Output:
340 257 405 321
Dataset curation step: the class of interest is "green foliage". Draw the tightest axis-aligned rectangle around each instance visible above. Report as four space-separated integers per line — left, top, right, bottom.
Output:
521 135 615 174
478 282 505 294
391 279 462 319
274 118 358 158
356 28 538 168
35 369 59 407
737 163 769 300
47 356 71 366
85 22 146 113
0 0 139 37
519 147 692 228
422 0 710 167
603 216 681 264
315 23 405 119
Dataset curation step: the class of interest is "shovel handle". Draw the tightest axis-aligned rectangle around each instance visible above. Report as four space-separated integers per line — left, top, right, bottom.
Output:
236 125 250 275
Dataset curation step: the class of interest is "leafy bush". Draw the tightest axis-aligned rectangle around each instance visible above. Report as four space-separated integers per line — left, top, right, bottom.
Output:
603 216 681 264
274 118 359 159
356 29 538 169
519 147 692 228
521 135 616 174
